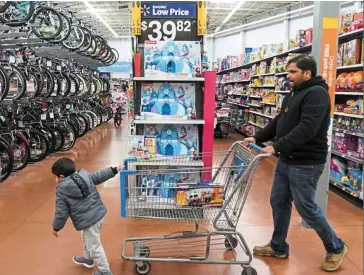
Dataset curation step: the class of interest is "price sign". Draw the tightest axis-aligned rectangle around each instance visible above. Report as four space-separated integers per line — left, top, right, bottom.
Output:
140 2 199 42
41 114 46 120
140 19 197 42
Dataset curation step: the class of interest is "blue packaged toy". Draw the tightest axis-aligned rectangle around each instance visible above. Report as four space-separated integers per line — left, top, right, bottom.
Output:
141 82 196 120
144 40 202 77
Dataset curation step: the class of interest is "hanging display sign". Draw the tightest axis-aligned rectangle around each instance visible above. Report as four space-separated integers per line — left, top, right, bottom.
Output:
140 1 199 42
197 1 207 36
132 1 142 35
98 61 132 73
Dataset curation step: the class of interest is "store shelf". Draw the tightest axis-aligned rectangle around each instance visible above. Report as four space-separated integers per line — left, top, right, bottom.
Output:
135 159 204 167
133 119 205 125
334 112 363 119
228 102 250 108
249 103 262 108
133 77 205 82
337 64 364 70
338 28 364 43
248 121 264 128
275 90 290 94
331 150 363 164
249 95 262 98
250 85 275 88
250 110 274 119
217 44 312 75
335 92 363 95
333 127 363 137
275 72 288 76
263 102 276 106
330 177 361 199
221 79 251 84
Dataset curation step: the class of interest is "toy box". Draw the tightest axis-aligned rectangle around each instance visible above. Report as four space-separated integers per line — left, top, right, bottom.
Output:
144 40 201 77
140 82 196 120
332 132 348 153
128 135 157 160
337 44 344 67
176 187 224 207
144 124 199 156
343 39 361 65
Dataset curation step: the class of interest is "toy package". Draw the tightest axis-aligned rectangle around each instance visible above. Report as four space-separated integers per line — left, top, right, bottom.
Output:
176 187 224 207
144 40 201 78
343 39 362 65
337 44 344 67
128 135 156 160
140 82 196 120
144 124 199 156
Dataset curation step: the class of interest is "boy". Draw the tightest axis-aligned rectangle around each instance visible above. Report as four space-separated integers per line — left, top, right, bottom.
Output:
51 157 123 275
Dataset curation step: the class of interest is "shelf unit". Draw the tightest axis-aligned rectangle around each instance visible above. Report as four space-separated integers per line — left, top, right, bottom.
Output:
216 28 364 201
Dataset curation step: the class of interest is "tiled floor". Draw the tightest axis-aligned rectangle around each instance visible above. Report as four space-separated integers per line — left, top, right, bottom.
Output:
0 120 362 275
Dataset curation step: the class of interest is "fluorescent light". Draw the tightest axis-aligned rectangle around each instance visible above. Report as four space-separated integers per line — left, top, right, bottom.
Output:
222 0 245 24
214 0 245 32
82 0 119 37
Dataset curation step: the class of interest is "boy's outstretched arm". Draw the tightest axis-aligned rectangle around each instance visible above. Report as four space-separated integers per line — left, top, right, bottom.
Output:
89 165 124 185
52 196 70 234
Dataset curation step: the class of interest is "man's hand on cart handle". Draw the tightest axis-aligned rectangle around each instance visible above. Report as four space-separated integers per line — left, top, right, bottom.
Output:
261 146 275 154
243 137 256 147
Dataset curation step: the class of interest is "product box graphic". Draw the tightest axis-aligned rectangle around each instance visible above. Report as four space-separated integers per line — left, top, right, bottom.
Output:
128 135 156 160
144 124 199 156
140 82 196 120
144 40 202 77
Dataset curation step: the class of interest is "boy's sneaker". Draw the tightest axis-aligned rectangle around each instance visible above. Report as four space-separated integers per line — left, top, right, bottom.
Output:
73 256 94 268
253 244 289 259
92 271 113 275
321 244 348 272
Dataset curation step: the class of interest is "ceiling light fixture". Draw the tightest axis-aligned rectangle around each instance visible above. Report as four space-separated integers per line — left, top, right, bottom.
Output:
214 0 245 32
82 0 119 37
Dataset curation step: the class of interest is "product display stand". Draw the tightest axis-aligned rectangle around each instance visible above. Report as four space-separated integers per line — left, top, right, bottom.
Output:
124 1 214 210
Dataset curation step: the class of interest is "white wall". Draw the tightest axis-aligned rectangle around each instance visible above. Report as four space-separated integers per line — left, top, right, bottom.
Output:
245 22 284 48
107 38 132 62
213 32 242 60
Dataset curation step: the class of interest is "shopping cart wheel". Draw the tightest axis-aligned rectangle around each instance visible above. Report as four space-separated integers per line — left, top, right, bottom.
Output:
135 262 151 274
242 267 257 275
140 245 150 257
224 236 238 249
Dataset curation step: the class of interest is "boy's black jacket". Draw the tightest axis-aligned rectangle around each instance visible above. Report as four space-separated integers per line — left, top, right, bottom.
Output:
255 76 330 165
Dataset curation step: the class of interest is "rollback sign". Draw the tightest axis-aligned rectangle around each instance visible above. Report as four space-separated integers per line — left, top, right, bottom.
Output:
140 1 199 42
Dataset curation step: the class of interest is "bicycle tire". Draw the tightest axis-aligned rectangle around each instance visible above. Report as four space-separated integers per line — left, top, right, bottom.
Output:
30 7 63 40
0 1 34 26
0 136 14 182
0 64 9 102
5 64 26 100
24 130 49 162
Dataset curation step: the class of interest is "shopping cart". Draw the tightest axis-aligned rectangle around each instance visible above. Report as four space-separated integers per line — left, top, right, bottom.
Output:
119 142 270 275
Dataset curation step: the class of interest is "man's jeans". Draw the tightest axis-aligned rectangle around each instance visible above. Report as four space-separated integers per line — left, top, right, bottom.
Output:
270 159 345 254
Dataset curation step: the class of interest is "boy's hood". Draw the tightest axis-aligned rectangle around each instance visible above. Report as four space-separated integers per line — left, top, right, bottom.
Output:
56 169 90 199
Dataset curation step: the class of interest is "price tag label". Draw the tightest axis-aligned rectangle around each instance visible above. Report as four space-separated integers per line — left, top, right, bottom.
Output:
66 104 71 109
0 116 5 122
41 114 46 120
26 81 35 92
50 112 54 119
9 56 15 64
140 2 198 42
18 121 24 127
57 65 61 71
47 60 52 67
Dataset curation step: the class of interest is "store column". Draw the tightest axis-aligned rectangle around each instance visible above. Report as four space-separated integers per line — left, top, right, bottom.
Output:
302 1 340 227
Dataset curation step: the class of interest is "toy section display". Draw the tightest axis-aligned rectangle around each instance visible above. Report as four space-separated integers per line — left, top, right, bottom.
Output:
144 40 202 78
339 10 363 34
140 82 196 120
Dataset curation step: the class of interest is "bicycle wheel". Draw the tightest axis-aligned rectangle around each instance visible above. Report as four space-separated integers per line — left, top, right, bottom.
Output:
31 7 63 40
59 123 76 151
0 64 9 102
0 136 13 183
5 64 26 100
24 130 49 162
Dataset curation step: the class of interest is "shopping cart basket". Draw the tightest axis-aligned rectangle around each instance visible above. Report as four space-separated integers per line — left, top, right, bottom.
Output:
119 142 270 275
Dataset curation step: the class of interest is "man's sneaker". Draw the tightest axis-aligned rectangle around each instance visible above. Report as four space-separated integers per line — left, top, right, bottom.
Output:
321 244 348 272
253 244 289 259
73 256 94 268
92 271 113 275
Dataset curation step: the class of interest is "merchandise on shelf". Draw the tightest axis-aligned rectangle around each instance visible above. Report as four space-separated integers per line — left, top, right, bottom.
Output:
296 28 313 47
336 71 363 91
334 99 363 115
342 39 362 66
144 40 202 77
140 82 196 120
330 157 363 192
334 116 363 133
143 124 199 156
339 10 364 34
276 76 291 91
128 135 157 160
262 91 276 105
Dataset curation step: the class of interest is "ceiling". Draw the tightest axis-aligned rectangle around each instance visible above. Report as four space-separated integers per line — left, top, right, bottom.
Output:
54 1 314 39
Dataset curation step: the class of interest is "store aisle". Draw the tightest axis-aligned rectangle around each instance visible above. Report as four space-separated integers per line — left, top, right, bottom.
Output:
0 122 362 275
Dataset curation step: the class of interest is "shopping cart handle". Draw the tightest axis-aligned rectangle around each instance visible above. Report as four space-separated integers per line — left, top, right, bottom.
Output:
249 143 263 152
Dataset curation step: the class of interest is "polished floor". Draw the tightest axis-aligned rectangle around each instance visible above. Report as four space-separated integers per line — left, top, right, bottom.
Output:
0 120 362 275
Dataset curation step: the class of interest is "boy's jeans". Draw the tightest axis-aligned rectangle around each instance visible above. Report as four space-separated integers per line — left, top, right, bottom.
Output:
270 159 345 254
82 218 110 273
